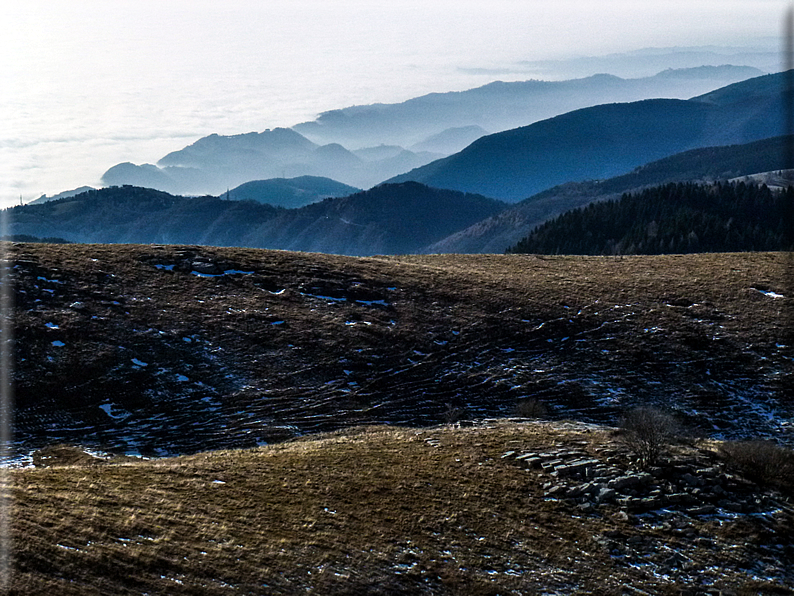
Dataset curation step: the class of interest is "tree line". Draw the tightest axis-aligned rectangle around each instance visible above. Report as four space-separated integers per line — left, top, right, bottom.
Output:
507 181 794 255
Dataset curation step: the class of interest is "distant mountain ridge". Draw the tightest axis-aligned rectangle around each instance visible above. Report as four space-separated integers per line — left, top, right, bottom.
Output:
292 66 764 148
29 186 95 205
101 129 443 196
389 70 789 202
516 48 777 79
9 183 505 257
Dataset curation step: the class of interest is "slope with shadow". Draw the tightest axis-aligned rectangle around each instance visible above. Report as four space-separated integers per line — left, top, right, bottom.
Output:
9 186 282 246
8 183 505 256
423 134 794 254
389 70 788 202
235 182 505 256
507 181 794 255
226 176 361 208
9 244 792 463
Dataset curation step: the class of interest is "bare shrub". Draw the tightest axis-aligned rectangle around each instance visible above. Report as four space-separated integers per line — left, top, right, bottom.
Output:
515 398 548 419
619 407 679 468
443 403 464 424
719 440 794 494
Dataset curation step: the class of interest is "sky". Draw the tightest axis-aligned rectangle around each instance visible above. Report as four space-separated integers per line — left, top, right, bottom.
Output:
1 0 790 207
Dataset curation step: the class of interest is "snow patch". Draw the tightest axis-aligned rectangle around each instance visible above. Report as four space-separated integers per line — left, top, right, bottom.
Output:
223 269 254 275
190 269 254 278
98 403 130 420
356 299 389 307
756 289 785 299
303 292 346 302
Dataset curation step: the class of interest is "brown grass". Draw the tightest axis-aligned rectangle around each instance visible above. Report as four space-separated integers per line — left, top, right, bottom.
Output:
9 422 794 595
718 440 794 496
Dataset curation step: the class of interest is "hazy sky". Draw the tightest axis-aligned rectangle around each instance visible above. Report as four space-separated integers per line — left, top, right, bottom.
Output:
1 0 789 205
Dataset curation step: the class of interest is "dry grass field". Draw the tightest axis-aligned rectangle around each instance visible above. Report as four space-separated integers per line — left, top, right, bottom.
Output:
9 421 794 595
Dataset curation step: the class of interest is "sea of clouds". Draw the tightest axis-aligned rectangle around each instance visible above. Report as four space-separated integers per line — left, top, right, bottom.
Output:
1 0 784 207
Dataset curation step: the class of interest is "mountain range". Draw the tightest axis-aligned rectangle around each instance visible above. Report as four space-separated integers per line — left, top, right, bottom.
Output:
13 135 793 258
100 66 763 198
101 129 443 195
293 65 763 149
11 135 789 257
518 47 778 80
388 71 788 201
20 70 793 257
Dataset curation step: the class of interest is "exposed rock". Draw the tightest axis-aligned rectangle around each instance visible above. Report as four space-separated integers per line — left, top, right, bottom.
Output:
597 487 618 503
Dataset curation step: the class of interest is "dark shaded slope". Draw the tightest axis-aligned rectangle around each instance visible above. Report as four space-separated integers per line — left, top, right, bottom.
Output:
389 70 789 202
424 135 794 254
9 244 792 461
8 186 282 246
597 134 794 192
239 182 506 255
8 183 505 256
507 181 794 255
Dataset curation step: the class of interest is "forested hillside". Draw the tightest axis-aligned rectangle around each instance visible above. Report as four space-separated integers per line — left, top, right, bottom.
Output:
9 182 505 256
507 181 794 255
423 135 794 254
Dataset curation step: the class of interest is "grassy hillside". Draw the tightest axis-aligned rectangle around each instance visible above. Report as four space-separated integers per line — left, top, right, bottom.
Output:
7 243 794 594
10 421 794 595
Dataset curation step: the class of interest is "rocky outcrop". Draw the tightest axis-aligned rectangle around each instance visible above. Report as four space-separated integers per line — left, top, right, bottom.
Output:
503 441 793 589
505 446 789 518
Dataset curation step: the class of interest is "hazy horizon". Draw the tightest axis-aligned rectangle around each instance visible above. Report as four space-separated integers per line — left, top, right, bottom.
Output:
1 0 790 207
